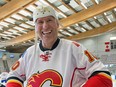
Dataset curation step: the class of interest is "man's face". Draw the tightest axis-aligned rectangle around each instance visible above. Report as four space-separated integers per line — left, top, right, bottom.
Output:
35 16 59 43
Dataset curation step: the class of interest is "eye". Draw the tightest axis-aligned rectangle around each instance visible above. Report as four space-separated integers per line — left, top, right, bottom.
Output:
37 20 43 24
47 19 52 22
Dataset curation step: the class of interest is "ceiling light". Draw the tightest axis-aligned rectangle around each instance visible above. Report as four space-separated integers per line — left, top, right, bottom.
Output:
26 21 35 26
8 29 18 33
0 26 3 30
67 27 71 29
0 34 7 37
0 22 9 27
20 31 27 34
48 0 58 3
4 18 15 24
107 18 112 23
94 16 97 19
59 29 63 32
2 37 11 40
110 37 116 40
11 14 23 20
80 0 90 3
104 12 107 15
19 23 30 28
13 33 22 36
9 36 16 38
14 26 24 31
3 31 13 35
81 2 87 9
75 24 79 26
28 40 31 42
58 5 69 12
18 10 31 16
58 12 67 18
81 28 86 32
26 5 35 12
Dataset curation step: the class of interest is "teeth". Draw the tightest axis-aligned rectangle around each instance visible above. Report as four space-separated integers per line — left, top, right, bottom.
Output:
42 31 52 35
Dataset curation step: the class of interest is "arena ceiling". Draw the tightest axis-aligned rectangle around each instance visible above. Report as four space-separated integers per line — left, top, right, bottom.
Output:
0 0 116 53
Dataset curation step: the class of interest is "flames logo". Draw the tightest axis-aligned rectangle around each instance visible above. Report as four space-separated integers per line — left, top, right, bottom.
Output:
27 69 63 87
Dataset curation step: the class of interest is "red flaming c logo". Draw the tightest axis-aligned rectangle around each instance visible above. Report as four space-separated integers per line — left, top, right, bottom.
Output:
27 70 63 87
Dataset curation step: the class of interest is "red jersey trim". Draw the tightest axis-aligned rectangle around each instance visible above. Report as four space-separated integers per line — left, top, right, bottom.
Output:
70 68 77 87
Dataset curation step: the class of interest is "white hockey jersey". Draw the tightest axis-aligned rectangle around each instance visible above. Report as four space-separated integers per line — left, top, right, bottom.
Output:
7 38 109 87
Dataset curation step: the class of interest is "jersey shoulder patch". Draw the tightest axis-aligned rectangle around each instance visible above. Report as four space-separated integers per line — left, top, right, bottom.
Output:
72 41 80 47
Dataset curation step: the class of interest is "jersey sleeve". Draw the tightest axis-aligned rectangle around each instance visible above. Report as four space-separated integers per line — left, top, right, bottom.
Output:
6 51 27 87
82 72 113 87
71 41 111 84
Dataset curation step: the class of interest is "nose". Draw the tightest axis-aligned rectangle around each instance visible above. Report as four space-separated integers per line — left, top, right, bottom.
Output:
43 22 49 30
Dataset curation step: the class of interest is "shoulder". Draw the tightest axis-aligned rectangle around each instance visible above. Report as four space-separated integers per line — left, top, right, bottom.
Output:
27 44 36 51
59 39 86 53
60 39 73 45
21 43 39 58
61 39 83 48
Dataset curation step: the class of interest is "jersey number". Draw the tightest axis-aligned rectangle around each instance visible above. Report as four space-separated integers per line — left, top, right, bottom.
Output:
27 69 63 87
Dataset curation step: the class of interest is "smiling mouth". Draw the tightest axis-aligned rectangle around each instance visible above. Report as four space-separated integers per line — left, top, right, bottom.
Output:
42 30 52 35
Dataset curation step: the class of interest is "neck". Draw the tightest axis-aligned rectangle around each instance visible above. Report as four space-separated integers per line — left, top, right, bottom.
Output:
42 38 57 49
39 38 60 51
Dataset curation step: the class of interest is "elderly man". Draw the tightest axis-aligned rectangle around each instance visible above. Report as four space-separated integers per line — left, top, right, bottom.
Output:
6 5 112 87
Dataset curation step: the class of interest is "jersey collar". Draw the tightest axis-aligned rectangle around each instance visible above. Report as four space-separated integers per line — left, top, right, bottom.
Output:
39 38 60 51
